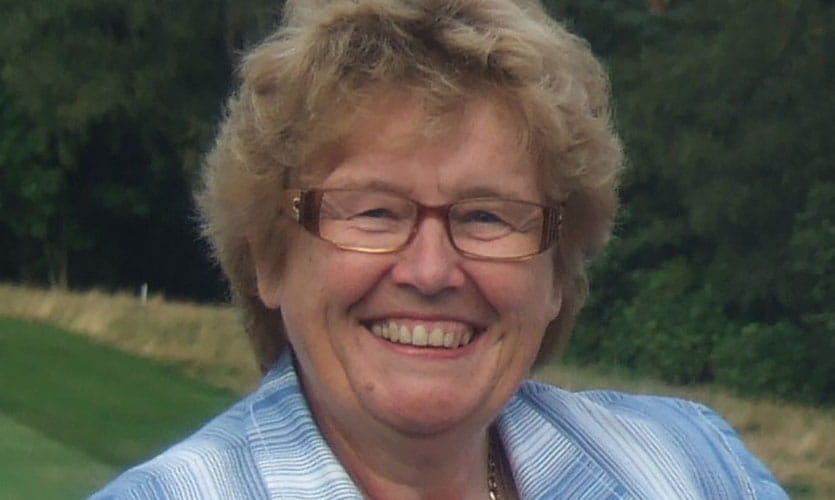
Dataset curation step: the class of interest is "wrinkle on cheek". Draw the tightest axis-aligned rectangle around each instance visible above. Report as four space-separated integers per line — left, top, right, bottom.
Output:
511 311 525 336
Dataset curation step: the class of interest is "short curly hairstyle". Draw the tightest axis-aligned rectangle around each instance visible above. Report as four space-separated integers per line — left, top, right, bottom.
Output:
197 0 623 373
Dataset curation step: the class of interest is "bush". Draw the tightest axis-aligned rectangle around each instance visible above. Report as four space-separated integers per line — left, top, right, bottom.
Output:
713 321 835 404
569 259 733 385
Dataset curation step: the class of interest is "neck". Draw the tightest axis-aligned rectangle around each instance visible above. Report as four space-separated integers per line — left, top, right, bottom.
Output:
311 400 493 500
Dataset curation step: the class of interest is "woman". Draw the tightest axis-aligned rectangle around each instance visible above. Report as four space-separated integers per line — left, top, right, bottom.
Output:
92 1 788 498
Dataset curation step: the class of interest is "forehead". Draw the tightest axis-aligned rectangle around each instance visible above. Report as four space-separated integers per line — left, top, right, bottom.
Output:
305 90 543 200
311 94 544 203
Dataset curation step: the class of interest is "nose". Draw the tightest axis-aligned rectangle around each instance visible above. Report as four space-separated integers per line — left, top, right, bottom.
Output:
389 215 466 296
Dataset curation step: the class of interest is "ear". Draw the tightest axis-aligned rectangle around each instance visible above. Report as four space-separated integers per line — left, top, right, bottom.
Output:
249 235 282 310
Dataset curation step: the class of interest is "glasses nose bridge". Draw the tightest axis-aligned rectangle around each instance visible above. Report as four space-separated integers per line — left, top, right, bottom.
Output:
406 201 456 249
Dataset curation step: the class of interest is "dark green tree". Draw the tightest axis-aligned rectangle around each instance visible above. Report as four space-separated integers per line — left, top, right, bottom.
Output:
554 0 835 402
0 0 282 296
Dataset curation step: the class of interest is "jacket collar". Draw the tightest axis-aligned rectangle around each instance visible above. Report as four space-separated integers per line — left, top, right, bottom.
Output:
497 381 699 500
244 352 363 499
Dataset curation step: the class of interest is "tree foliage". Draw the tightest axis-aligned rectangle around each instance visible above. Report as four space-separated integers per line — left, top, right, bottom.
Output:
550 0 835 403
0 0 282 297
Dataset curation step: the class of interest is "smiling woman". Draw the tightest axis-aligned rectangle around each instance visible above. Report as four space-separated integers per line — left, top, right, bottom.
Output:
90 1 788 499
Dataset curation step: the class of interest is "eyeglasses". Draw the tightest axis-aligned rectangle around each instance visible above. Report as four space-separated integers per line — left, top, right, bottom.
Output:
280 188 562 261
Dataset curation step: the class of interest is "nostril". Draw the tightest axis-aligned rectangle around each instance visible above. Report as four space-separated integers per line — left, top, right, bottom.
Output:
390 244 465 296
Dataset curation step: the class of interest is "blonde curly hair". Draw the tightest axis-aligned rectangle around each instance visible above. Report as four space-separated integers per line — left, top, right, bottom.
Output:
197 0 623 372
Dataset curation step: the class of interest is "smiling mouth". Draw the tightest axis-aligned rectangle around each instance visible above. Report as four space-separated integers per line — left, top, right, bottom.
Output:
365 320 476 349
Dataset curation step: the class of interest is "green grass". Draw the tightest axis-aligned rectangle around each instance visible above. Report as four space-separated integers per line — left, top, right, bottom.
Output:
0 412 117 499
0 316 238 473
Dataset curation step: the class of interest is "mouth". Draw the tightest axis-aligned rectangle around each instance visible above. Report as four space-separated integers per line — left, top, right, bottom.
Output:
363 319 479 349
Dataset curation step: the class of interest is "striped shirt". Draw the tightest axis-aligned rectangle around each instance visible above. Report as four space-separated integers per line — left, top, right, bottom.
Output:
90 352 788 499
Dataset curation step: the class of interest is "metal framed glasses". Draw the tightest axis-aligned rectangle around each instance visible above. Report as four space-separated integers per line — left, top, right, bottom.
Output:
280 188 562 261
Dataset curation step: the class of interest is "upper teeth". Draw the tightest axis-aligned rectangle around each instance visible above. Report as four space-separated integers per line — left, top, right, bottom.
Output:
370 321 474 348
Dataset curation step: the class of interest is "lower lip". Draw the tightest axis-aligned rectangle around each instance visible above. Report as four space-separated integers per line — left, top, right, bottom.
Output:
367 328 481 360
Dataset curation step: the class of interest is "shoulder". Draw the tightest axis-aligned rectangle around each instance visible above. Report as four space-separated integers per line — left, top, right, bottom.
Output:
88 397 268 500
513 380 739 450
502 381 788 499
88 352 357 500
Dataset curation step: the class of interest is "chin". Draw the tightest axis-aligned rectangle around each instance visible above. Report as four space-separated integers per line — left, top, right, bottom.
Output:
361 383 491 437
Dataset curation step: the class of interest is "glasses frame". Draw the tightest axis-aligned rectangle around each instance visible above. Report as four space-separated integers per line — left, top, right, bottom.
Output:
279 188 562 262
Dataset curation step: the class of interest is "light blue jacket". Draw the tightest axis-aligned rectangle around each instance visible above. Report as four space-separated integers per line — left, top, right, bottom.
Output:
90 352 788 499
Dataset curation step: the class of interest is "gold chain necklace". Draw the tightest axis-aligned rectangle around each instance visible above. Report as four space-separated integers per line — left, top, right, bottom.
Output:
487 430 501 500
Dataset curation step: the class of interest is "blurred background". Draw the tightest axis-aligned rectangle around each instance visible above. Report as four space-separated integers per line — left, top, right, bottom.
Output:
0 0 833 498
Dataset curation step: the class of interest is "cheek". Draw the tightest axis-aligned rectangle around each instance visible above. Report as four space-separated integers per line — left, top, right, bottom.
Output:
476 261 557 319
316 253 392 311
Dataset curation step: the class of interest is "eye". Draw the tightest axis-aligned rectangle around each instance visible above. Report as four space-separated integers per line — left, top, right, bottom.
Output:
354 207 399 219
460 210 507 225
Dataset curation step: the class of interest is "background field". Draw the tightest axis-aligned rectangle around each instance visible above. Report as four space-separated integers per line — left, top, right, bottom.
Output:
0 311 237 499
0 412 116 500
1 284 833 499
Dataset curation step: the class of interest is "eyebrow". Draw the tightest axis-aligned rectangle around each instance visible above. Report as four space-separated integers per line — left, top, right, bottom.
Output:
453 185 516 199
326 179 532 202
335 179 413 196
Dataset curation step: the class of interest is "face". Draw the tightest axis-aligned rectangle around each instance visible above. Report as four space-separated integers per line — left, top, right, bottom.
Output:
255 93 562 439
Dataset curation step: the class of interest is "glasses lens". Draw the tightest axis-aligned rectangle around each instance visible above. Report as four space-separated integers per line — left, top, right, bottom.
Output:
317 190 415 250
449 199 544 258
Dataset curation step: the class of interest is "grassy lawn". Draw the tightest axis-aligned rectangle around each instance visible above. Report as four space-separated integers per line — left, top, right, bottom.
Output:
0 412 117 499
0 316 239 496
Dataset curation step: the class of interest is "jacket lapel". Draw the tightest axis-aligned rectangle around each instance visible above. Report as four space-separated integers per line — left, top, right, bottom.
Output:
244 353 363 499
497 382 700 500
